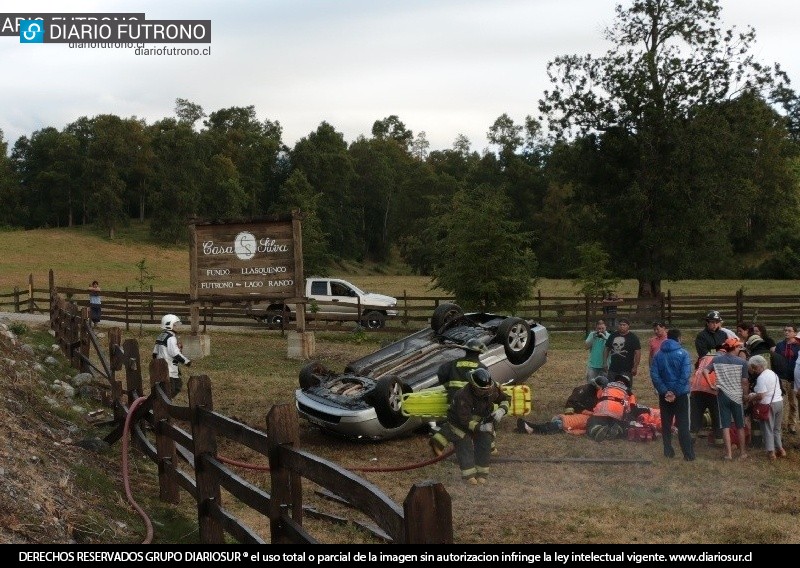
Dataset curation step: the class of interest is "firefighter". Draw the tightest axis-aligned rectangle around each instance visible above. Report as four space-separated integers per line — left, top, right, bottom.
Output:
152 314 191 395
586 376 634 442
429 338 490 455
439 368 510 484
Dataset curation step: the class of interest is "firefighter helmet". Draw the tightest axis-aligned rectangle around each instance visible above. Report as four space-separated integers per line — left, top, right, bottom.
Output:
464 338 488 354
468 367 492 391
161 314 181 331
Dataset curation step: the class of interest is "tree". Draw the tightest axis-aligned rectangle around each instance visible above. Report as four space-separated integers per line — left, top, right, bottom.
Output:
429 185 537 312
290 122 358 260
174 97 206 127
269 170 330 277
202 105 283 217
539 0 795 296
571 242 622 297
0 129 24 227
371 115 413 149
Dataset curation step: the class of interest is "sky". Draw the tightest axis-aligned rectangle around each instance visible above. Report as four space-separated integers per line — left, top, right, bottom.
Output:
1 0 798 153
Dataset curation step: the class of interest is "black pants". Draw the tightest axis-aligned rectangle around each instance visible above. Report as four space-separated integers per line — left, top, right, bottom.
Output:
660 392 694 460
690 391 720 439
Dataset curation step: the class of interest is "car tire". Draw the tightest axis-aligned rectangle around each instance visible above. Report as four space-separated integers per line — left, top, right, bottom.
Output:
431 302 464 333
266 304 289 326
362 311 385 329
496 317 534 366
369 375 409 428
299 361 327 389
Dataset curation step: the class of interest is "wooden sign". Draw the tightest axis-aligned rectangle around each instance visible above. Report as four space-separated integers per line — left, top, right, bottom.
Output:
189 213 304 302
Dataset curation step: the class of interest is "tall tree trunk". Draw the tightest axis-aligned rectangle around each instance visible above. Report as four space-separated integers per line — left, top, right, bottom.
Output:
637 279 661 298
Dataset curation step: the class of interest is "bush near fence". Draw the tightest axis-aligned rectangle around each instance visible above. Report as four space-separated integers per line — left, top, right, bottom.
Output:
4 273 800 334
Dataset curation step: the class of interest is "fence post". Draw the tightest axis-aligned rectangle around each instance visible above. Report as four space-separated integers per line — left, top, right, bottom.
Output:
584 295 591 334
79 306 91 373
402 480 453 543
125 287 130 332
188 374 225 544
149 358 179 505
149 285 154 322
665 291 671 326
267 404 303 544
537 289 542 320
28 273 34 313
13 286 19 313
736 288 744 323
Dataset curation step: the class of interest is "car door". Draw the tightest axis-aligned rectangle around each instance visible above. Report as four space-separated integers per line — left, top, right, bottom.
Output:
328 280 357 317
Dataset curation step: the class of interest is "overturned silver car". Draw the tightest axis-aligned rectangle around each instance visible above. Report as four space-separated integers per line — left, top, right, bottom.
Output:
295 303 549 440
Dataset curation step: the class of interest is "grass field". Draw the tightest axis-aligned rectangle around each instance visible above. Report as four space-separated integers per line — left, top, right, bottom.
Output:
91 324 799 544
4 224 800 543
1 222 798 298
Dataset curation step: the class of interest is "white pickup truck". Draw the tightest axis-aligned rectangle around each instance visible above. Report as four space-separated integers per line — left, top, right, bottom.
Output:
246 277 398 329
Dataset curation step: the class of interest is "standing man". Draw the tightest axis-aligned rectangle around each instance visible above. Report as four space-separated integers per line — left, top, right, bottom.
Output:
153 314 191 395
702 337 750 460
690 347 723 447
584 319 609 386
601 292 623 329
603 318 641 390
650 328 694 461
695 310 729 359
648 321 669 367
773 325 800 435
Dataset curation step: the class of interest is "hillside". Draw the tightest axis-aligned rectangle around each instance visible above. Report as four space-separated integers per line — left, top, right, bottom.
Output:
0 317 189 544
1 320 110 542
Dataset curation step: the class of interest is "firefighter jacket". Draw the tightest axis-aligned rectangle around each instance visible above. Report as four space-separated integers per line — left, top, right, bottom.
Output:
691 354 717 395
591 381 631 421
449 381 510 433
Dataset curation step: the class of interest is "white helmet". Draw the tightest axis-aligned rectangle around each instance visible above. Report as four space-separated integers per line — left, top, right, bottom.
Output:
161 314 181 331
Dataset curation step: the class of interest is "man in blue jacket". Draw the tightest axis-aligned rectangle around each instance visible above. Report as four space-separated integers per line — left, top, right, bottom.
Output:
651 328 695 461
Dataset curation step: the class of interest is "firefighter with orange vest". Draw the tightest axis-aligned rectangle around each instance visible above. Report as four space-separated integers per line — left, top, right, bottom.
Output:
586 376 635 441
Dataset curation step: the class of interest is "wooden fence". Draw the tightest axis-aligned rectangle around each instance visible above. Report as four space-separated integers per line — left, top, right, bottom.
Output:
49 289 453 544
7 272 800 333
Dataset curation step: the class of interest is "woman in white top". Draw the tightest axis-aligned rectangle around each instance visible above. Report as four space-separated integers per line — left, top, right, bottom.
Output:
747 354 785 460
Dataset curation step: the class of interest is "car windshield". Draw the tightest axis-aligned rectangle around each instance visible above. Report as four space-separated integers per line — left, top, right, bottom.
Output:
348 282 366 295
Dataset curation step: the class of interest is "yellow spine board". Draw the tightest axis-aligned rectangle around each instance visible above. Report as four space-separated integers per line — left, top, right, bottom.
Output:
401 385 531 418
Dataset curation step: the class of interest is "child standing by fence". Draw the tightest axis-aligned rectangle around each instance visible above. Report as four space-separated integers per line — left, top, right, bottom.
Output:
88 281 102 328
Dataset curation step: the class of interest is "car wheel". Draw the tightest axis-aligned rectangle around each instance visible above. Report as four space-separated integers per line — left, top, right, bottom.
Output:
299 361 327 389
496 317 534 365
431 303 464 333
266 304 289 325
369 375 409 428
362 311 385 329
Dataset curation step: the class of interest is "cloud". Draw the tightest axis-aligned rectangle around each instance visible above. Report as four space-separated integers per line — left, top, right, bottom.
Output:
1 0 797 153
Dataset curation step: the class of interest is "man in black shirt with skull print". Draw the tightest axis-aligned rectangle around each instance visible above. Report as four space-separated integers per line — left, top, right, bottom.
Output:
603 318 641 392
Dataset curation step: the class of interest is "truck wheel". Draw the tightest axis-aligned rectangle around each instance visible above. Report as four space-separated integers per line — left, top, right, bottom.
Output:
431 303 463 333
266 304 289 325
362 311 385 329
369 375 409 428
496 317 534 365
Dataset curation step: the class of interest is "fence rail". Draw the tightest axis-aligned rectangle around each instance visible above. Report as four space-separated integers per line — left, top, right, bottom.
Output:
48 283 453 544
6 273 800 334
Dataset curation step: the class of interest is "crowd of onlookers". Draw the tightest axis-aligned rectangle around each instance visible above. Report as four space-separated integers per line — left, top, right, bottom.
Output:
582 310 796 461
